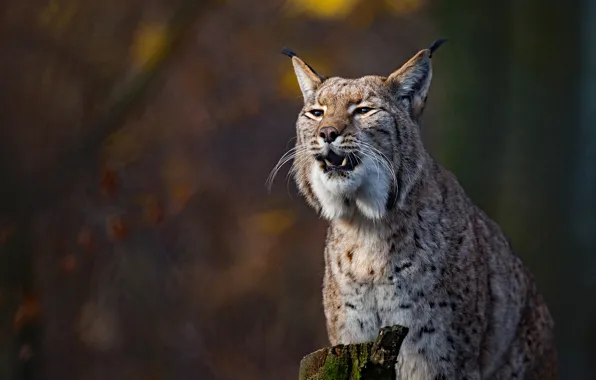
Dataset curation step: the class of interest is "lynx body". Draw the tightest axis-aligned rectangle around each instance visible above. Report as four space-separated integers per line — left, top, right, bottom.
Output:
276 42 557 379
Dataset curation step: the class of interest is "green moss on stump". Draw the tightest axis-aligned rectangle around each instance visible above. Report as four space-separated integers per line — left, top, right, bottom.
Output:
299 325 408 380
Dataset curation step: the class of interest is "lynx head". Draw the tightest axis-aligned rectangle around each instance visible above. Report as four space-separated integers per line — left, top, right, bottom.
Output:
271 40 445 221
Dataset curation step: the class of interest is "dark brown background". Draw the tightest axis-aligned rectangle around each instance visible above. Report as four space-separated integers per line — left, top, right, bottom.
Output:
0 0 594 379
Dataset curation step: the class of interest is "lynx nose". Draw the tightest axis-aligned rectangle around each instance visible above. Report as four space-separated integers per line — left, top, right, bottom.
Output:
319 126 340 144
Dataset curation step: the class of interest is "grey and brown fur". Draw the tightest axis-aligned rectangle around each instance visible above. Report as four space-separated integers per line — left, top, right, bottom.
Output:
272 41 557 379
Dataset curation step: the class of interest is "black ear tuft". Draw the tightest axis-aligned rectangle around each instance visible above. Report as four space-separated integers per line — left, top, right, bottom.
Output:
281 48 327 81
429 38 447 58
281 48 297 58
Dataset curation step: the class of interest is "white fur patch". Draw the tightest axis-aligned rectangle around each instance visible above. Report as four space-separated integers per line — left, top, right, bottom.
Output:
310 164 359 220
310 155 392 221
355 155 391 220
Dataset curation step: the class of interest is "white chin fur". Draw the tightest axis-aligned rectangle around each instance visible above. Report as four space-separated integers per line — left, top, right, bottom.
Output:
310 156 392 221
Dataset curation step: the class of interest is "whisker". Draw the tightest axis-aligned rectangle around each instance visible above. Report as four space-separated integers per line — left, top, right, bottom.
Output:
356 141 399 205
357 149 382 181
267 155 300 190
285 136 297 150
285 154 310 195
266 146 309 192
266 148 299 189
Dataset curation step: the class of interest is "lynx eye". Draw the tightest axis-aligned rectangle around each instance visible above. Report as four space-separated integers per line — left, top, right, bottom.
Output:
354 107 373 115
308 109 324 118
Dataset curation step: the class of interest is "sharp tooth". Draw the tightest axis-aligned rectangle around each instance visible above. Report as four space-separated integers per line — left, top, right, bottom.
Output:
325 159 333 167
341 157 348 167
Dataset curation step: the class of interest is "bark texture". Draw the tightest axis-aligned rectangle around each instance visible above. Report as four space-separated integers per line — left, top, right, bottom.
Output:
299 325 408 380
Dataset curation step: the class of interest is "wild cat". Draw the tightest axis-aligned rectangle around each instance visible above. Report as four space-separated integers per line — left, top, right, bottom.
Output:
268 40 557 379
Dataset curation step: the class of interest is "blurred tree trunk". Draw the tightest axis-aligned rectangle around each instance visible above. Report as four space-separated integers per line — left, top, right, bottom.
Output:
0 228 20 380
434 0 588 378
431 0 511 216
498 1 581 378
568 0 596 376
0 222 38 380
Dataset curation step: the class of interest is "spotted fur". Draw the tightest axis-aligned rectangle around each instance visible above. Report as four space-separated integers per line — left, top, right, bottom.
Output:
280 44 557 379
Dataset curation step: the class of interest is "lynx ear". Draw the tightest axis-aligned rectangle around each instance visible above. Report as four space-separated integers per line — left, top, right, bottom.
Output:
387 39 446 118
282 48 325 101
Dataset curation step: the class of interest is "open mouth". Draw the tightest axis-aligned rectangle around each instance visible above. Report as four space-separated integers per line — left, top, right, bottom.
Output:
316 150 360 173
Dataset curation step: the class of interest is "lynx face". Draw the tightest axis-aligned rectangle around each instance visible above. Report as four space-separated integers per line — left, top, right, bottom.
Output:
294 76 398 220
274 46 439 221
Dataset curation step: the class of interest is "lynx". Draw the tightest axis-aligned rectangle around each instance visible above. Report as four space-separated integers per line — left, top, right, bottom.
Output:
272 40 557 379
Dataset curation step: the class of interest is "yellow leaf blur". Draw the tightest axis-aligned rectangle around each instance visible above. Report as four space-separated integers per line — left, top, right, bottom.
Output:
38 0 78 31
102 127 144 168
130 22 169 70
38 0 59 26
384 0 421 14
162 155 196 215
167 182 192 215
251 210 295 235
286 0 359 19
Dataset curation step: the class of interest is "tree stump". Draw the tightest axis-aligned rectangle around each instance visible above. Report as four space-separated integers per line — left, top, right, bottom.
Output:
298 325 408 380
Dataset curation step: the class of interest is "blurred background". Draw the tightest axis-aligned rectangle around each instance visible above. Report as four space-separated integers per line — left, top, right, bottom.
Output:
0 0 594 379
